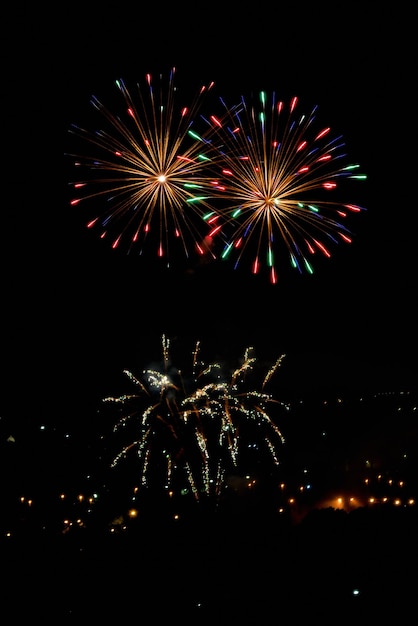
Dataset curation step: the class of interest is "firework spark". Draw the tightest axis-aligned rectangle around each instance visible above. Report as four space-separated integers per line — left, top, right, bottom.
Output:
102 335 286 503
67 68 226 265
203 92 367 283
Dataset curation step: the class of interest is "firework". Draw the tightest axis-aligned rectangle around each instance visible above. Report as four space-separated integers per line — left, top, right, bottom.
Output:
102 335 286 503
67 68 227 265
203 92 367 283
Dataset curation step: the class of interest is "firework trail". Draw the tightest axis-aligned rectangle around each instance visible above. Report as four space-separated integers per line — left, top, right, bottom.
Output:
102 335 286 503
66 68 227 266
203 92 367 284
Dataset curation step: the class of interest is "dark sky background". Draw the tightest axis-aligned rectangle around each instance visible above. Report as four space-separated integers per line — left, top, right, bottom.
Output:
3 3 417 431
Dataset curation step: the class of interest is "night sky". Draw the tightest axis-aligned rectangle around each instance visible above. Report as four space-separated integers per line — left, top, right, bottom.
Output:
3 3 417 430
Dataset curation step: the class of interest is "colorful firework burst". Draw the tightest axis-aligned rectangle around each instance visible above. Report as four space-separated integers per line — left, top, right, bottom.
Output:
102 335 286 503
66 68 226 265
203 92 367 283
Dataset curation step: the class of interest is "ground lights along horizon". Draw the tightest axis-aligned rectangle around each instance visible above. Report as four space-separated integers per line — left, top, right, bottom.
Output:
67 68 367 284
